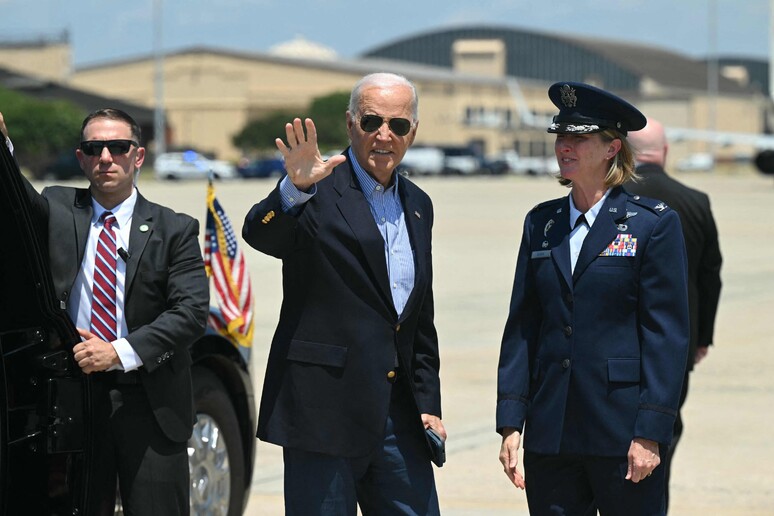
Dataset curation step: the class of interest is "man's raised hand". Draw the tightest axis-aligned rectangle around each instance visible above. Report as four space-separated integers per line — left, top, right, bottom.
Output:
275 118 346 191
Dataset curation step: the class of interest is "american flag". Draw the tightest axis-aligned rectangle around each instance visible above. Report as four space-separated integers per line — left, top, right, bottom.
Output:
204 183 254 349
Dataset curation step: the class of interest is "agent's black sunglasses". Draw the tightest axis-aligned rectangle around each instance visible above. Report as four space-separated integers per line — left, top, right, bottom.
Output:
359 114 413 136
79 139 138 156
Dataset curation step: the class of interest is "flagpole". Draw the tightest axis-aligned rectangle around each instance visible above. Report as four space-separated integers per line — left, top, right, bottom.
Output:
153 0 166 157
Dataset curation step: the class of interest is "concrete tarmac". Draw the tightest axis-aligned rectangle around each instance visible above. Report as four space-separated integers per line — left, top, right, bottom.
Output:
45 167 773 515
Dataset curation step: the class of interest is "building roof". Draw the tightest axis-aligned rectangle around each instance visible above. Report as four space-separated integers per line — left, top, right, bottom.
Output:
75 45 512 88
268 35 338 60
361 24 755 96
0 67 155 141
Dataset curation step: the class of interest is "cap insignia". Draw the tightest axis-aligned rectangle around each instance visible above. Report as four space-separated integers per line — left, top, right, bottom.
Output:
560 84 577 107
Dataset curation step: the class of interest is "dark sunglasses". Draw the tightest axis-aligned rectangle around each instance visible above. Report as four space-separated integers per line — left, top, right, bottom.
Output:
359 114 413 136
79 139 138 157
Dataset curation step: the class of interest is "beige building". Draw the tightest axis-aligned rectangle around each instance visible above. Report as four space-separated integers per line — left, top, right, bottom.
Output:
3 28 770 168
0 33 71 83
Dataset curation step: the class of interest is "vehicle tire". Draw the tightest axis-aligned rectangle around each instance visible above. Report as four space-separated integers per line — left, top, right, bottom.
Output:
189 368 247 516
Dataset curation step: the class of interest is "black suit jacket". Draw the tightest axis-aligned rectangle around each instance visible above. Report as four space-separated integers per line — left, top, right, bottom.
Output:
24 182 209 442
626 164 722 369
242 151 441 458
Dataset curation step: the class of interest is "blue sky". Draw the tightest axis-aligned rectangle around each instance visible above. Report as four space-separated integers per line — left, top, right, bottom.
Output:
0 0 769 67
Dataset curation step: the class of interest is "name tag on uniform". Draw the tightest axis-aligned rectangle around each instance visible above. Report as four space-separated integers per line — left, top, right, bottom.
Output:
531 250 551 259
600 234 637 256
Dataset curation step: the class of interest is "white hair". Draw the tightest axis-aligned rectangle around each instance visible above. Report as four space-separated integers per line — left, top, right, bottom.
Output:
347 73 418 121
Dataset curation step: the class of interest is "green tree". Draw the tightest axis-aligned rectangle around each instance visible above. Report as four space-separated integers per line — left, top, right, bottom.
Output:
232 110 297 152
232 90 351 154
307 91 350 149
0 86 85 177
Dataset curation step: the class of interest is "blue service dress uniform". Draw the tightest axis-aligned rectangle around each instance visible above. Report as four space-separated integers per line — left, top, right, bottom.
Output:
497 186 689 462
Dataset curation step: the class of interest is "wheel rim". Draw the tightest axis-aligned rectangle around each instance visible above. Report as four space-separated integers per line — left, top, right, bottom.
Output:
189 413 231 515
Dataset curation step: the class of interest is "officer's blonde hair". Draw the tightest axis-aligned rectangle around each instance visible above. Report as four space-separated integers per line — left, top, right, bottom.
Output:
557 129 638 187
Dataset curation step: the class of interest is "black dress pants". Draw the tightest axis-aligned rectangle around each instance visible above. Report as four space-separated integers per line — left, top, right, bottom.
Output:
88 372 189 516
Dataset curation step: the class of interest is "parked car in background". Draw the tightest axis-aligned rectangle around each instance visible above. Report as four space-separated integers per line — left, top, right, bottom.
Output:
154 151 237 180
489 150 559 176
675 152 714 172
440 146 482 175
38 152 83 180
400 146 445 176
237 156 286 178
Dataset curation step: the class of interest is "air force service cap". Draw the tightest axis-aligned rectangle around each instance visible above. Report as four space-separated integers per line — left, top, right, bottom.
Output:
547 82 646 136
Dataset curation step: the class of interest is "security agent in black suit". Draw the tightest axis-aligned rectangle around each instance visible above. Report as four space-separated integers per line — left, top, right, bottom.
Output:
243 73 445 515
627 118 722 511
1 109 208 515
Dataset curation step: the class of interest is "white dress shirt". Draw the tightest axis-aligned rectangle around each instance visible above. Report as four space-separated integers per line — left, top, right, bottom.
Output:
68 188 143 371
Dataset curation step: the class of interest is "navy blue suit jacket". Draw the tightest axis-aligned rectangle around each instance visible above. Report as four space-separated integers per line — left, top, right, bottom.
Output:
242 151 441 458
496 186 689 456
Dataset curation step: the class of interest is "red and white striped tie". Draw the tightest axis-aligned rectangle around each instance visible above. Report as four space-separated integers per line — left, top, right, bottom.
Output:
90 212 118 342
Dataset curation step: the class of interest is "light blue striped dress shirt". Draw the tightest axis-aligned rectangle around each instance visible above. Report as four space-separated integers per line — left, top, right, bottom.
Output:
278 149 415 316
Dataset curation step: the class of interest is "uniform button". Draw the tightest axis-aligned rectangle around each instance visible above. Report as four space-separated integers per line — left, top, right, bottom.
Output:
562 359 571 369
395 324 401 332
387 370 396 381
564 325 573 336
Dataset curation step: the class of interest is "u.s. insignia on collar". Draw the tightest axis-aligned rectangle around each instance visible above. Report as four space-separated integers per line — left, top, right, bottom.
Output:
655 202 668 212
609 207 618 213
560 84 577 107
544 219 554 237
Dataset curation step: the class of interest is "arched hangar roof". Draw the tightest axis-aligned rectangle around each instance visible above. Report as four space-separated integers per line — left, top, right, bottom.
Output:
362 25 750 95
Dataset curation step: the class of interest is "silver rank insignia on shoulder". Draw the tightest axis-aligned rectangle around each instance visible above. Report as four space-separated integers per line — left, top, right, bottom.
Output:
617 224 628 231
655 202 667 212
542 241 549 248
544 219 554 236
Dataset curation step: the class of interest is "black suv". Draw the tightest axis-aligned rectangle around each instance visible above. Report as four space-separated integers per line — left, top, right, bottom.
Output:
0 143 255 515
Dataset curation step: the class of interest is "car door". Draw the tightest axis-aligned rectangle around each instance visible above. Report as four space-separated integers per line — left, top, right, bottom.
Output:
0 142 94 515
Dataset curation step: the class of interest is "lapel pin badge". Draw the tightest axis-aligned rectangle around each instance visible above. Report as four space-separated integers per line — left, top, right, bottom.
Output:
139 224 150 232
414 211 421 219
544 219 554 237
